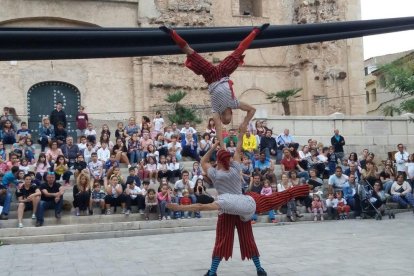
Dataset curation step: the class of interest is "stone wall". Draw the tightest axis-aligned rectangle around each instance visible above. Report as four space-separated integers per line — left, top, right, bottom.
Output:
259 113 414 161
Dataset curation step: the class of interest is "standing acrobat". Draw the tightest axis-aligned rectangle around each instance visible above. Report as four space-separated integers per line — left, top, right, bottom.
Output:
159 24 269 145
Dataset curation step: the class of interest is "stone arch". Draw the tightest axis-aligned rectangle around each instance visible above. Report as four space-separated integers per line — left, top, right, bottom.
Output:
233 88 271 125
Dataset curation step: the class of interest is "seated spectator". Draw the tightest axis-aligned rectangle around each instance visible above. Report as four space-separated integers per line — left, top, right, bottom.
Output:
344 161 362 183
260 129 277 159
25 138 36 164
84 123 97 144
61 136 79 168
12 136 27 160
276 129 296 162
16 121 32 140
0 155 8 174
348 152 359 167
1 119 16 145
34 153 50 184
335 191 350 219
45 140 63 166
88 153 104 181
83 142 95 164
175 170 199 218
144 188 160 220
168 155 182 183
328 166 349 194
198 133 212 157
316 147 329 178
298 145 311 171
145 156 158 184
157 155 170 181
255 120 266 137
7 153 20 170
115 122 127 142
124 117 141 140
126 166 141 188
89 180 106 215
73 172 91 216
242 129 256 159
305 169 324 212
104 174 127 215
289 170 300 186
97 142 111 164
154 133 168 157
128 133 143 166
241 155 253 191
146 144 160 163
16 174 41 228
193 178 213 204
0 141 6 160
164 125 175 143
157 183 172 220
54 122 67 146
390 174 414 209
141 116 152 135
137 160 149 181
167 134 182 161
379 163 396 194
97 133 114 151
54 155 72 186
371 181 387 212
280 148 309 181
38 117 55 152
179 190 193 219
205 118 216 138
277 173 297 222
407 154 414 188
0 172 13 220
36 172 64 227
191 161 203 184
360 152 375 170
180 121 197 140
223 129 238 148
125 179 145 215
112 138 130 167
342 174 361 217
361 160 378 186
170 123 181 139
325 192 337 220
110 167 125 188
250 177 277 224
73 154 87 179
182 132 200 161
140 130 154 158
227 140 237 156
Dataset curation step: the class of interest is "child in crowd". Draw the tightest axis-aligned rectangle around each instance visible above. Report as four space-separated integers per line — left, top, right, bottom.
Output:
73 154 87 179
141 180 150 197
157 183 171 220
97 142 111 163
0 155 8 174
78 136 88 152
152 111 165 140
125 179 145 215
7 153 20 170
191 161 203 184
25 138 36 164
145 156 158 184
260 180 272 196
35 153 49 184
88 153 104 182
312 194 324 222
54 155 72 186
126 167 141 188
144 188 160 220
325 193 337 220
84 123 97 144
83 142 94 164
115 122 126 142
75 106 89 143
0 141 6 160
19 159 30 174
227 140 237 156
16 121 32 140
137 160 149 180
336 190 350 219
180 190 193 219
157 156 169 182
128 133 143 166
89 180 106 215
105 153 120 177
101 124 111 139
54 122 67 146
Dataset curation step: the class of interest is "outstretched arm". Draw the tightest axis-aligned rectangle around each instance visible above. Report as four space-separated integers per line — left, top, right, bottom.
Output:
201 140 220 174
233 128 245 163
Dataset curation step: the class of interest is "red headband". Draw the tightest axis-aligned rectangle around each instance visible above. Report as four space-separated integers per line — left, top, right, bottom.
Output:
217 150 231 170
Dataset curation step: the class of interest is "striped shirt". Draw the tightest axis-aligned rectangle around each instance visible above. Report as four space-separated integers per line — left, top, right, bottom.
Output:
208 161 243 195
209 78 240 114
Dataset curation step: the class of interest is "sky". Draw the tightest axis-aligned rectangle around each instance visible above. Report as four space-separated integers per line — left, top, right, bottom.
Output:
361 0 414 59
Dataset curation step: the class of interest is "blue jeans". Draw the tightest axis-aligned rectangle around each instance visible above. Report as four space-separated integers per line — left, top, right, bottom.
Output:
383 180 394 194
298 171 309 181
175 195 200 218
0 190 12 215
36 198 63 223
392 193 414 208
129 150 144 164
159 200 170 218
252 210 276 222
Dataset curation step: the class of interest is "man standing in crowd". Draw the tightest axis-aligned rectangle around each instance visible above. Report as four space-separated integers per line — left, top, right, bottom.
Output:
331 129 345 161
395 143 409 178
50 101 67 130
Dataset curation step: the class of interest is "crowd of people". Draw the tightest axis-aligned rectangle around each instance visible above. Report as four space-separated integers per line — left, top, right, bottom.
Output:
0 104 413 229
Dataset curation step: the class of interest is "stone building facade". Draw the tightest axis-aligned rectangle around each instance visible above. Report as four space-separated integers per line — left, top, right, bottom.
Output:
0 0 365 137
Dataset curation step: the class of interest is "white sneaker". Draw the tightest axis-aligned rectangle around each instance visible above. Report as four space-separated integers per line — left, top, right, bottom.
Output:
128 164 132 168
162 216 167 220
106 209 112 215
125 209 131 216
18 222 23 228
166 216 171 220
121 208 126 214
31 214 36 219
139 209 144 215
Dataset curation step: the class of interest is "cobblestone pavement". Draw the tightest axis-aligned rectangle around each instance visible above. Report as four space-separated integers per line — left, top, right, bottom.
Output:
1 212 414 276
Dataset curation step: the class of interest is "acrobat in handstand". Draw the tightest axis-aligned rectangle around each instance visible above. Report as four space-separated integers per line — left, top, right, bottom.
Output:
159 24 269 145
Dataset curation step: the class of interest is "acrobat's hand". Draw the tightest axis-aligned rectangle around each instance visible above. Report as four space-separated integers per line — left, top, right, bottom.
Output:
258 23 270 33
159 26 172 35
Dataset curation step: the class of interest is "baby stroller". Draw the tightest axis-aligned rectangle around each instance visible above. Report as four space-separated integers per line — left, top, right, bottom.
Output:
359 180 395 220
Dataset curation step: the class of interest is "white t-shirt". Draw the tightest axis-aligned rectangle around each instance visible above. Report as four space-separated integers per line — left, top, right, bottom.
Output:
328 174 349 189
84 129 97 137
153 118 165 132
180 127 197 135
167 142 182 152
97 148 110 162
406 163 414 179
129 185 142 200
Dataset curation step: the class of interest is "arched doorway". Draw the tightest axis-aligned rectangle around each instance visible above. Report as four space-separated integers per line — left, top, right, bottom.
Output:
27 81 80 141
